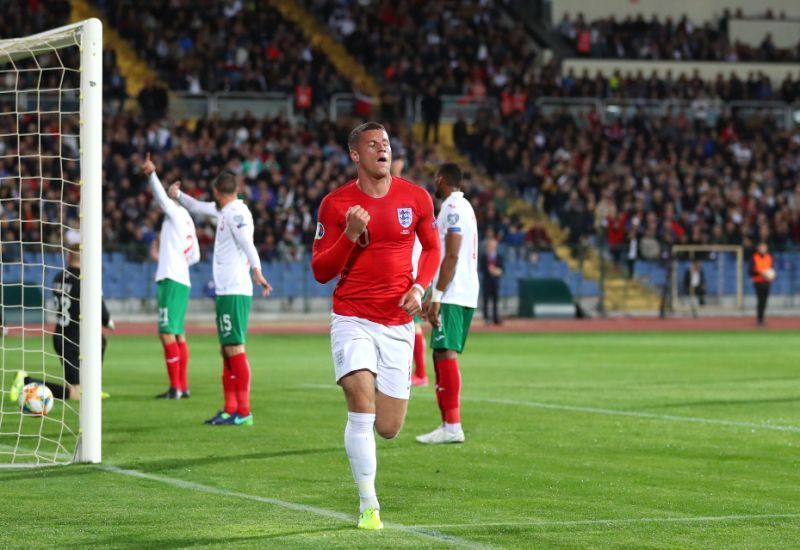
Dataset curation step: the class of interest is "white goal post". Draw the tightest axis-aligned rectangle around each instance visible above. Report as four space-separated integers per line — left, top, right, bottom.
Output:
0 19 102 466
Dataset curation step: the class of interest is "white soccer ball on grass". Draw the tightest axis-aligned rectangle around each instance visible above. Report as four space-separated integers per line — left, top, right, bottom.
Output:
18 383 54 416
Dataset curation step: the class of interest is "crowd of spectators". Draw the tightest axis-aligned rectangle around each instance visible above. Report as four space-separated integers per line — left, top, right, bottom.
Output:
459 105 800 274
100 113 520 263
0 1 124 262
95 0 350 115
551 66 800 103
7 0 800 276
558 10 800 62
1 1 533 265
302 0 532 131
301 0 800 131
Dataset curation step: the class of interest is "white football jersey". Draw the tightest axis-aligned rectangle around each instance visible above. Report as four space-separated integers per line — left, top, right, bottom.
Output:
177 193 261 296
150 173 199 287
434 191 479 308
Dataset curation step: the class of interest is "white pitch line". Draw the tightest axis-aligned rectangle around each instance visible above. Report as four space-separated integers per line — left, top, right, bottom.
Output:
300 384 800 433
99 465 489 549
412 513 800 529
464 396 800 433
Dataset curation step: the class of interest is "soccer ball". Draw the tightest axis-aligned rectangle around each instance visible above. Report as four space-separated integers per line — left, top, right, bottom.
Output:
763 268 776 282
18 383 54 415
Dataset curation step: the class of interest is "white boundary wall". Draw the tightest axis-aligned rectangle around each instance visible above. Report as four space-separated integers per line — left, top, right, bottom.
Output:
551 0 800 25
729 18 800 49
562 58 800 85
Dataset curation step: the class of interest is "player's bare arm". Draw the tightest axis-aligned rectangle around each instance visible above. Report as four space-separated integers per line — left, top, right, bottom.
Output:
428 232 462 327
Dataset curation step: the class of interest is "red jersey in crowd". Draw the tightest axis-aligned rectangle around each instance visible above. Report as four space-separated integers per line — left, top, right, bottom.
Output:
607 212 628 248
312 177 441 325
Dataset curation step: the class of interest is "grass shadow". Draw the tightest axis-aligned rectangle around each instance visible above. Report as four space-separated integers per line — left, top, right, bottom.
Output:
117 446 341 473
69 525 353 548
0 463 98 482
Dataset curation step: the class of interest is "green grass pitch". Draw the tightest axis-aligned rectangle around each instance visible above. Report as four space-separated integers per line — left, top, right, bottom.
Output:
1 331 799 547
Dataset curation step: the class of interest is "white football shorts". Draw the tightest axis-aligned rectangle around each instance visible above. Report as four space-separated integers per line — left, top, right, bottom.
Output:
330 313 414 400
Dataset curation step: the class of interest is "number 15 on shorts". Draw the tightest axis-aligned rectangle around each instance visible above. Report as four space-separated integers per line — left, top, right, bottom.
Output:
217 313 232 335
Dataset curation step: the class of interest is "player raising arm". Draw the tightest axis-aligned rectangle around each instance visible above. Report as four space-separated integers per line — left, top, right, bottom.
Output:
142 153 200 400
167 171 272 426
311 122 440 530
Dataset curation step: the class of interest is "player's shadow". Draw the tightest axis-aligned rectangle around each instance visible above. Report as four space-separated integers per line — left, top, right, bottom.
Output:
83 526 353 547
121 446 341 472
645 395 800 409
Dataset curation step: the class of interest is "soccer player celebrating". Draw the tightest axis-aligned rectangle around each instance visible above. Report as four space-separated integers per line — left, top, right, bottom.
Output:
417 163 479 445
167 171 272 426
312 122 440 530
141 154 200 399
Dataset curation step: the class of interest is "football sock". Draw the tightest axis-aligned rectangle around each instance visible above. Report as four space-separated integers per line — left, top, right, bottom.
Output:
163 341 181 390
177 340 189 392
222 357 237 414
433 357 445 422
435 357 461 424
413 332 426 378
228 352 251 417
344 411 379 513
24 377 67 400
444 422 462 433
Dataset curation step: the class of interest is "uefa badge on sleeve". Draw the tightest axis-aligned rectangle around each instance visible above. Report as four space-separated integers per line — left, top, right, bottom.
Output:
315 222 325 240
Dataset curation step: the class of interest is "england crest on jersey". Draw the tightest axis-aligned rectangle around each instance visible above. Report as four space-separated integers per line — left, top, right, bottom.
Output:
397 208 412 228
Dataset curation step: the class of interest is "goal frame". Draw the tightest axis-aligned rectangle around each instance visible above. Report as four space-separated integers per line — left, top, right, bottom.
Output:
0 19 103 464
78 18 103 464
670 244 744 312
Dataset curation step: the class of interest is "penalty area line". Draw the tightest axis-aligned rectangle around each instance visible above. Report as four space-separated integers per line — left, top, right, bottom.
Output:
300 384 800 433
98 465 489 548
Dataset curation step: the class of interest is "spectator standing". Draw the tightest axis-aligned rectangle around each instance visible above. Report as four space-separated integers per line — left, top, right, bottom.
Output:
659 233 675 319
480 237 504 325
421 85 442 144
683 260 706 318
138 80 169 121
625 228 638 279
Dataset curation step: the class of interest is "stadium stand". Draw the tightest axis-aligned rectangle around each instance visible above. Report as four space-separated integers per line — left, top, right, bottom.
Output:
95 0 351 106
556 12 800 61
4 0 800 311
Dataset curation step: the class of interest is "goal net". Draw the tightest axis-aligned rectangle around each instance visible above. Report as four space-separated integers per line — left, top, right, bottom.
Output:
670 245 744 314
0 19 102 466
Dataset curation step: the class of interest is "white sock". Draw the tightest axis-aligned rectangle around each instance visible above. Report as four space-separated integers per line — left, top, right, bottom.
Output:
344 411 379 513
444 422 462 433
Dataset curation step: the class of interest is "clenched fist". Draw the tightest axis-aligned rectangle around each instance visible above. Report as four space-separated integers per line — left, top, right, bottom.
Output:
345 205 370 242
